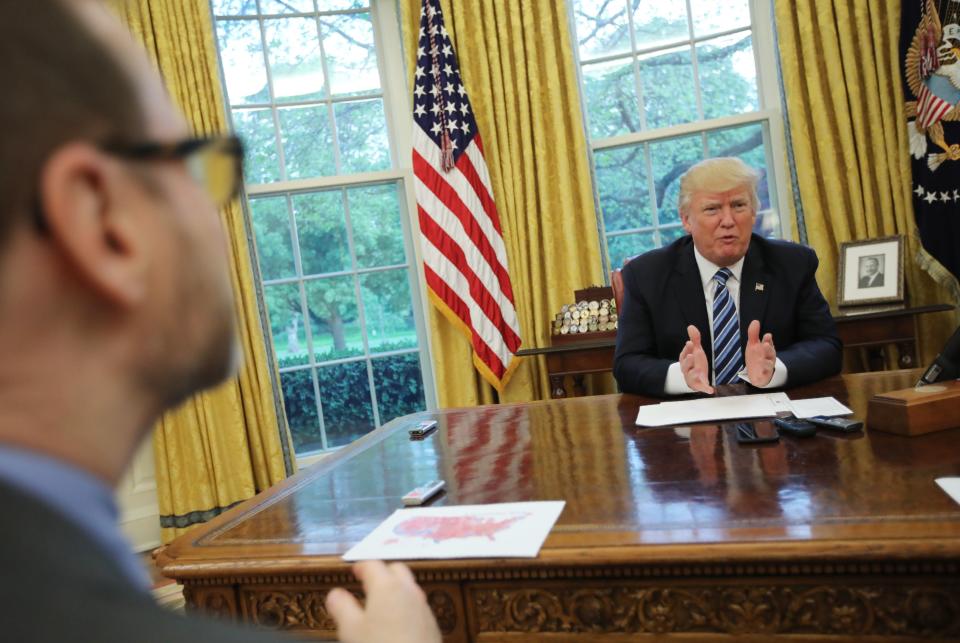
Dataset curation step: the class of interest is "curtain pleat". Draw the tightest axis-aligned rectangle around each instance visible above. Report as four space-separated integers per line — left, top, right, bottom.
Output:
111 0 296 542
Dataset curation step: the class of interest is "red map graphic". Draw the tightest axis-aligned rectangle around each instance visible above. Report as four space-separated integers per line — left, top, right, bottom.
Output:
390 513 528 543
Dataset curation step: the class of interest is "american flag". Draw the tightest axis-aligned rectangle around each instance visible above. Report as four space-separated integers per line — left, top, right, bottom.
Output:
411 0 522 391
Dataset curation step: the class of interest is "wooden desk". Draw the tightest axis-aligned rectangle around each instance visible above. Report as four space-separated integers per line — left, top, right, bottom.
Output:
516 340 615 398
161 370 960 641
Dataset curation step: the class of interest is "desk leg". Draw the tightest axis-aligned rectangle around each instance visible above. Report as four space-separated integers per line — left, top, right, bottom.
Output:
572 375 586 397
550 375 566 399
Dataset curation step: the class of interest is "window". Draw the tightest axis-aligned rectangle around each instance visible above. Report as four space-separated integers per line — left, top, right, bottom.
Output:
211 0 433 454
570 0 791 269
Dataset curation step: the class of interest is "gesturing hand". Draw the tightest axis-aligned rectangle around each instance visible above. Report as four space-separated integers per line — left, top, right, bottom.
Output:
325 560 442 643
679 325 714 394
744 319 776 386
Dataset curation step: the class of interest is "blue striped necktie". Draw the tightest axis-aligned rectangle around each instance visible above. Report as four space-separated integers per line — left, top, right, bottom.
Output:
712 268 743 385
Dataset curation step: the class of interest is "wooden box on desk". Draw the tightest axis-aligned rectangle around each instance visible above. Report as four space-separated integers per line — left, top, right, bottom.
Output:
867 380 960 436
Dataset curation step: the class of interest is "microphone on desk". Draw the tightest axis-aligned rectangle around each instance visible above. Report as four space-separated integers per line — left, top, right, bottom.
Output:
916 323 960 386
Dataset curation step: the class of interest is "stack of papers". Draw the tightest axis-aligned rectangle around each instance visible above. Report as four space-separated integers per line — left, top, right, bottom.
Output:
634 392 853 427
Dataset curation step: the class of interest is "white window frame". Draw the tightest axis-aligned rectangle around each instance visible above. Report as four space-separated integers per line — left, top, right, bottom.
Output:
570 0 795 270
210 0 438 464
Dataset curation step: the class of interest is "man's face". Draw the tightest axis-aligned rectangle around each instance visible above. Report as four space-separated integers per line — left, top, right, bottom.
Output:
681 185 756 267
862 258 879 276
77 3 238 401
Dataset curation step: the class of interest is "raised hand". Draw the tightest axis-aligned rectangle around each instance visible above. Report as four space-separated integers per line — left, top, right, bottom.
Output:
679 324 715 394
744 319 776 386
325 561 442 643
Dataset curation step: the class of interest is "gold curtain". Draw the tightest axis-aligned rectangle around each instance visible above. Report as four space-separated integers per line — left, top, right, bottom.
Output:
111 0 296 542
775 0 959 365
400 0 605 405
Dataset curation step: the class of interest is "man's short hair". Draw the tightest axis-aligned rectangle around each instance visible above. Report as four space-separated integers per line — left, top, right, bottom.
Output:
0 0 144 246
678 157 761 215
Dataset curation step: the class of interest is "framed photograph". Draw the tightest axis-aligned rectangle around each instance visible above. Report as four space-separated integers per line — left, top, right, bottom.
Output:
837 235 904 307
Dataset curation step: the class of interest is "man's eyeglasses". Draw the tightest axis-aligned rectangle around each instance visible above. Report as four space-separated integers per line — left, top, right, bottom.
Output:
102 135 245 207
33 134 244 232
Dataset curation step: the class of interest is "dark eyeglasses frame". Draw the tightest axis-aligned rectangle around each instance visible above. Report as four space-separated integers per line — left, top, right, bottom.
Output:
32 134 244 231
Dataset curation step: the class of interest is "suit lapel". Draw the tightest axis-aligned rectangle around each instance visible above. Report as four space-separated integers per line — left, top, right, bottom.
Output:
739 239 769 347
673 241 712 369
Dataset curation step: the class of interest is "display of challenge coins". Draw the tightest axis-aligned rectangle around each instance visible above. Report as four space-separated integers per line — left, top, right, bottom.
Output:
550 285 618 344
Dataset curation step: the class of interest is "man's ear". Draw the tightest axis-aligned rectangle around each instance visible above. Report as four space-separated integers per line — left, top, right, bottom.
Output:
39 142 147 308
680 208 692 233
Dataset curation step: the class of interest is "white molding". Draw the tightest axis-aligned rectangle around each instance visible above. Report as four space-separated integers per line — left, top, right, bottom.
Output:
590 111 777 151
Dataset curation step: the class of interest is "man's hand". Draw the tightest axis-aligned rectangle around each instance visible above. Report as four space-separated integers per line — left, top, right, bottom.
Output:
325 561 442 643
744 319 776 386
679 325 714 394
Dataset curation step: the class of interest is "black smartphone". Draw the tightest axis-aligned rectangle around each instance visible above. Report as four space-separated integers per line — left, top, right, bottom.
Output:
773 416 817 438
730 421 780 444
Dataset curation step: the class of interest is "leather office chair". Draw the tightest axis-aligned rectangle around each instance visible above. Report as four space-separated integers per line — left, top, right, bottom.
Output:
610 256 636 314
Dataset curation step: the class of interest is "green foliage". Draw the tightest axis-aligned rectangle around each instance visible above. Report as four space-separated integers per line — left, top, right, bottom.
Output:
280 352 425 453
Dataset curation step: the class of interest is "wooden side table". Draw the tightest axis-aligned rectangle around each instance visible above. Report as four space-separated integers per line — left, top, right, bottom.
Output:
834 304 954 371
516 340 615 398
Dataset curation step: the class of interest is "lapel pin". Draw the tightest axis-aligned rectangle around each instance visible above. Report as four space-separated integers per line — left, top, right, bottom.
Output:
755 283 764 292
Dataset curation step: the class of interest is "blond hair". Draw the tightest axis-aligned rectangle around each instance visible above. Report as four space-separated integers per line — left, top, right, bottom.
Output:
678 157 760 215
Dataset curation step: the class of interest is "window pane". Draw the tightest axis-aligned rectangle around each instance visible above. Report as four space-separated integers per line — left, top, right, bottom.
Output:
305 276 362 361
572 0 630 60
280 369 323 453
689 0 751 38
292 190 350 276
212 0 258 17
317 361 375 447
216 20 269 105
649 133 703 225
372 354 426 425
594 144 651 232
321 13 380 96
264 18 326 103
607 231 656 269
632 0 689 50
319 0 369 10
361 270 417 353
249 196 295 280
697 32 758 120
233 108 281 183
334 99 390 173
347 184 405 268
278 105 335 178
639 45 698 129
582 59 639 139
261 0 314 12
705 122 768 208
265 283 309 367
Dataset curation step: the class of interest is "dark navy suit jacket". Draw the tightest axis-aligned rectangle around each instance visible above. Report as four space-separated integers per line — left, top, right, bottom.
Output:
613 234 842 397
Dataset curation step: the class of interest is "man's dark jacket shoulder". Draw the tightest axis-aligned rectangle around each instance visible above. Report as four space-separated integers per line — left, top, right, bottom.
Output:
0 479 292 642
613 234 842 396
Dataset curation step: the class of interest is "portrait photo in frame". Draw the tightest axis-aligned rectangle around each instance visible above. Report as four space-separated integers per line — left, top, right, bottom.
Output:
837 235 904 308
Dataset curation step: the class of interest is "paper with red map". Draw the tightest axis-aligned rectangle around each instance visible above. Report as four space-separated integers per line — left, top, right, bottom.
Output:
342 501 565 561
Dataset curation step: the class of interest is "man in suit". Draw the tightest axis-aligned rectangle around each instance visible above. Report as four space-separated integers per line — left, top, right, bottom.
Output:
613 157 842 397
859 256 885 288
0 2 440 642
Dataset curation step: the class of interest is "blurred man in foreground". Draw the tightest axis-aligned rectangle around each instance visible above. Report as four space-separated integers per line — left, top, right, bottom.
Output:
0 1 440 642
614 157 842 397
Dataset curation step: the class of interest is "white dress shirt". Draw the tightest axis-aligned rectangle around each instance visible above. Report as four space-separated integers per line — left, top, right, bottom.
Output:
664 247 788 394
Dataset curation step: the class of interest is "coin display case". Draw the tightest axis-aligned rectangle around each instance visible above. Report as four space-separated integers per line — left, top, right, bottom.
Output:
550 285 618 345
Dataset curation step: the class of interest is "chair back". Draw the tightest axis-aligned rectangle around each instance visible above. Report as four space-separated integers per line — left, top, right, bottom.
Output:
611 268 625 314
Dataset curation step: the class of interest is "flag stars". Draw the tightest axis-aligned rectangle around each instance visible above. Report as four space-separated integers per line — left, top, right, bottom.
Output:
415 67 425 80
417 46 425 58
445 101 457 115
443 63 454 76
430 103 441 116
924 191 937 204
447 120 459 132
430 85 441 98
915 184 925 197
414 103 427 118
942 191 951 202
413 84 426 98
462 121 471 134
431 122 443 136
954 189 960 201
442 44 452 57
457 84 467 97
444 81 456 95
459 102 470 116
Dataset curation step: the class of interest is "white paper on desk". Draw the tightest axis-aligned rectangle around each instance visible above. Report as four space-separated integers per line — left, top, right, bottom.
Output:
790 397 853 419
634 393 782 427
342 501 565 561
935 478 960 507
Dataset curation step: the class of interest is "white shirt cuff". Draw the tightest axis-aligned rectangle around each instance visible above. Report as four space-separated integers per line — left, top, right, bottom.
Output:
738 357 788 388
664 361 695 395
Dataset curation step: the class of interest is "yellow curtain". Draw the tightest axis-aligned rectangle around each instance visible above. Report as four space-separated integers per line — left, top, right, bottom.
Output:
111 0 296 542
775 0 959 365
400 0 605 406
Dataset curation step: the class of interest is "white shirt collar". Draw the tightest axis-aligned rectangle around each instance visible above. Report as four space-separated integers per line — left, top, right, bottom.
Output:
692 246 745 291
